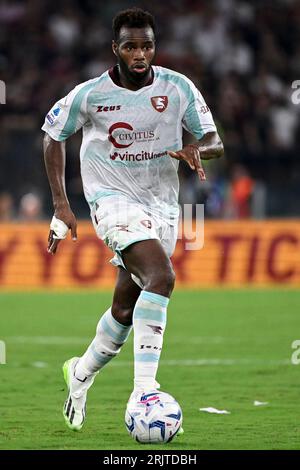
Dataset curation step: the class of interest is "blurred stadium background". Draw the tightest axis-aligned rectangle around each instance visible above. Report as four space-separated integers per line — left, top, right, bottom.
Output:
0 0 300 450
1 0 300 288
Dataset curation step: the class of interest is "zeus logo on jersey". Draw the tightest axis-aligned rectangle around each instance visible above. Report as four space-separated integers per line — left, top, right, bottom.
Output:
97 105 121 112
46 106 61 125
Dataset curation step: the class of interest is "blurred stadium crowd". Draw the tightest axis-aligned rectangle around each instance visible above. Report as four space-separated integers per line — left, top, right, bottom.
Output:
0 0 300 221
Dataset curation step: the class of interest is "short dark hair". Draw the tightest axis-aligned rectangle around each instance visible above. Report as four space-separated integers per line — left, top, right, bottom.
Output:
112 7 155 41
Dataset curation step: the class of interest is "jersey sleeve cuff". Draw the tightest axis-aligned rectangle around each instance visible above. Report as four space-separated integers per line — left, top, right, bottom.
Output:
41 126 67 142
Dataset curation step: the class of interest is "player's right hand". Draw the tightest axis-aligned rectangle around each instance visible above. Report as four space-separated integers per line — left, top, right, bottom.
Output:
47 206 77 255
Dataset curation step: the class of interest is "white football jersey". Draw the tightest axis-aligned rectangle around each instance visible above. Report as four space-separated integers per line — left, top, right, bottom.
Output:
42 65 216 220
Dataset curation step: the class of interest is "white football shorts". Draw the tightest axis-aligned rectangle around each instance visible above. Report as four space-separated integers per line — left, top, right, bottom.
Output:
90 195 178 285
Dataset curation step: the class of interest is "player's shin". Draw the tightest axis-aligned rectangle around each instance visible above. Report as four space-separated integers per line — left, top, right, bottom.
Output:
133 291 169 391
75 308 132 380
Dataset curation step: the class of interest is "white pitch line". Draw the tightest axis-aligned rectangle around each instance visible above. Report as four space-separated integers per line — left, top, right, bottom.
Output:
3 337 291 367
110 359 290 367
4 336 272 345
7 358 291 368
5 336 92 345
31 361 48 368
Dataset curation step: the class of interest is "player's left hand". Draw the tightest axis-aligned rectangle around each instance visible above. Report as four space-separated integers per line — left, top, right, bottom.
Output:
168 144 206 181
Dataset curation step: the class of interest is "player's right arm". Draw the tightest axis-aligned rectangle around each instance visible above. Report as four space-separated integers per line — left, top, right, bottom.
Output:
41 79 96 253
43 134 77 254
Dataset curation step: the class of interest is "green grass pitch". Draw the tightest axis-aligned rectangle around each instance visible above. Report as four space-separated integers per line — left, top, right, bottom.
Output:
0 289 299 450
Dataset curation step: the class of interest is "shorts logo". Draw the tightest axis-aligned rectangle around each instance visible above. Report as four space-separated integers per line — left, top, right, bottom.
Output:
140 219 152 229
116 224 132 232
151 96 168 112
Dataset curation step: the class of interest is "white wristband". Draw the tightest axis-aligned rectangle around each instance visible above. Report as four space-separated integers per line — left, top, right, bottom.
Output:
50 215 69 239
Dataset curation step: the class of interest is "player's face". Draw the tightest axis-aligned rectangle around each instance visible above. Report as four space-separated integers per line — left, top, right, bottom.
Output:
112 26 155 80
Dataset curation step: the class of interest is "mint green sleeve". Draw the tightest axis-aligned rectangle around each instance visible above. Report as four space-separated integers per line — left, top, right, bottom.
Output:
41 83 90 141
182 81 216 140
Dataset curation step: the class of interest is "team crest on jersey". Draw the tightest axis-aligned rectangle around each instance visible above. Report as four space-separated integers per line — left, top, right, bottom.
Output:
151 96 168 112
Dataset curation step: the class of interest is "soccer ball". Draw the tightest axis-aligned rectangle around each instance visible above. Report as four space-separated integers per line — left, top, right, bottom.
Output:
125 391 183 443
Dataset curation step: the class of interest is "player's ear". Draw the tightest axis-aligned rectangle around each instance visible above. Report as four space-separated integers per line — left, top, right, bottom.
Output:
112 41 118 57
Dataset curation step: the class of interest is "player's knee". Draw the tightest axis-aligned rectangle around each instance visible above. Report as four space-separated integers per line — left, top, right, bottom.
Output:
145 265 175 298
111 302 133 326
164 267 176 295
